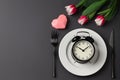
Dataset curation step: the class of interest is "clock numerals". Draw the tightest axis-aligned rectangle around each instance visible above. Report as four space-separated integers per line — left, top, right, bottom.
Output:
89 53 92 56
82 41 85 45
90 49 93 53
72 40 94 62
86 56 89 60
88 46 91 48
73 48 76 52
81 57 84 60
89 53 93 58
74 52 78 56
78 43 81 46
87 42 89 46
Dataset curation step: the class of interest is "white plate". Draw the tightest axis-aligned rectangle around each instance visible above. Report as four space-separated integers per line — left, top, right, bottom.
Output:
59 28 107 76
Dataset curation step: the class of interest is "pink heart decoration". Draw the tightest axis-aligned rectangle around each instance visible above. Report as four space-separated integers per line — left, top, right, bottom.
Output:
51 14 67 29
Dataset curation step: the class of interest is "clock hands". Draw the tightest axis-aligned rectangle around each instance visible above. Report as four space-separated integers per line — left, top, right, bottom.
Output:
76 46 90 52
83 46 90 51
76 46 84 51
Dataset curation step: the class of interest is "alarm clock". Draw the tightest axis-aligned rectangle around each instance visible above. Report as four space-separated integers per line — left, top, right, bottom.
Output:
71 31 95 64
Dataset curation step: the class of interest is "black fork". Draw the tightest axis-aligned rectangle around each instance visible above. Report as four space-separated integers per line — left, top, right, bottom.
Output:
51 30 59 78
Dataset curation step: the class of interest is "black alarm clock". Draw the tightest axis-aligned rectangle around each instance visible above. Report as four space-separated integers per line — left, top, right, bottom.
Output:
71 31 95 64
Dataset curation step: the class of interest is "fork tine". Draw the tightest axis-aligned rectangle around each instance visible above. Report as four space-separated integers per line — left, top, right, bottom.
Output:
55 31 58 38
51 30 59 38
51 30 55 38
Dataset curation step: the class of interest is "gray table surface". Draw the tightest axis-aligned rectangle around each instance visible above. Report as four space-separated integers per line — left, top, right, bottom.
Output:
0 0 120 80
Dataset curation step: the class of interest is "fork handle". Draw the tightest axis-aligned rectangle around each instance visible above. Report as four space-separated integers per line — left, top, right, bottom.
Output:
53 47 57 78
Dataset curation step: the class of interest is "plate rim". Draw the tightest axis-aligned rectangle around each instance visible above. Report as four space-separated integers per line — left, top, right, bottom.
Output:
59 28 107 76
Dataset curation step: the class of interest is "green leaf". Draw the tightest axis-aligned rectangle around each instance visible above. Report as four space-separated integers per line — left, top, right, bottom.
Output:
82 0 107 16
76 0 88 8
105 0 118 21
88 11 97 20
98 8 111 15
105 9 116 21
108 0 115 8
83 0 101 7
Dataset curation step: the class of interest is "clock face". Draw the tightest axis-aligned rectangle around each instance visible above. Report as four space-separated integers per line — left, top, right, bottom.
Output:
72 40 95 61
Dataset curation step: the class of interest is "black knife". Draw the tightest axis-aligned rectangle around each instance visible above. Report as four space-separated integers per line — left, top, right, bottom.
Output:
109 29 115 79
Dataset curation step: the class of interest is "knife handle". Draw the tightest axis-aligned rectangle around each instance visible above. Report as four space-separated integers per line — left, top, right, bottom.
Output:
111 49 115 79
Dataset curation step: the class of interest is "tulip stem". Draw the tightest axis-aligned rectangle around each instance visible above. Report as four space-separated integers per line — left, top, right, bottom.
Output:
76 0 87 8
82 0 107 16
105 0 118 21
98 8 111 15
88 11 96 20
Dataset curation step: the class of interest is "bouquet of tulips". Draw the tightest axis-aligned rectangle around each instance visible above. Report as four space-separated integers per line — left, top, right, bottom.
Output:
65 0 119 26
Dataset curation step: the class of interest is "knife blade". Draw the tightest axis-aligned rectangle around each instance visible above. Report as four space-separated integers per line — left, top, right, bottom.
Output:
109 30 113 48
109 29 115 79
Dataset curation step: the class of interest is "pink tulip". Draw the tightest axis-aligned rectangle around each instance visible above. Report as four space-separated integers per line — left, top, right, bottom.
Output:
95 15 105 26
78 15 88 25
65 4 77 15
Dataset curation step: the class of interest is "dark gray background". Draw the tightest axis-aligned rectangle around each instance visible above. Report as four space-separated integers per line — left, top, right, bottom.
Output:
0 0 120 80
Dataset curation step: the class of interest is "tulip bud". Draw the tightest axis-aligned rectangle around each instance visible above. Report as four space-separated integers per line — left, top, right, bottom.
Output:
95 15 105 26
78 15 88 25
65 4 77 15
